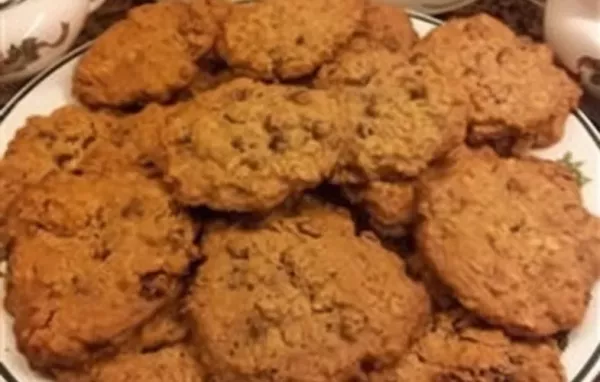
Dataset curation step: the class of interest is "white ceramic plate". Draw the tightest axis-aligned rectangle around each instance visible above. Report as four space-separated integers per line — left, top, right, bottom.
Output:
0 12 599 382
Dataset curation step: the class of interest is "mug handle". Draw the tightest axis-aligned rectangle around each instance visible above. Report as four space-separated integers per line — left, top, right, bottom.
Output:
88 0 107 13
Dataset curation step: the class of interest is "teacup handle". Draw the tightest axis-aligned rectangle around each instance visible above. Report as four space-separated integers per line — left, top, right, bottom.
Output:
88 0 107 13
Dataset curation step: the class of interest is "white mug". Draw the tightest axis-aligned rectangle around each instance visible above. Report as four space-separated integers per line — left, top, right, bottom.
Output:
0 0 106 83
543 0 600 99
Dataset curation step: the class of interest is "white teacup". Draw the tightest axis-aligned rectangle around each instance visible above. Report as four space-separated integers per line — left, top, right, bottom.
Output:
0 0 105 84
543 0 600 99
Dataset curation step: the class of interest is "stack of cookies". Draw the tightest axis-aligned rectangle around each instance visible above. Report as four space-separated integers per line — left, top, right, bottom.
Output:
1 0 598 381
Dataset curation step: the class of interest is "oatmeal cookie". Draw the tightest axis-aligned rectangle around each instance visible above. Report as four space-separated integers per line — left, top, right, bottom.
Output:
315 44 468 184
5 171 200 369
0 106 128 244
354 2 417 53
386 311 566 382
330 71 468 183
56 345 203 382
188 200 430 382
218 0 364 79
74 0 218 107
343 180 416 237
413 14 581 152
417 147 600 337
157 78 347 212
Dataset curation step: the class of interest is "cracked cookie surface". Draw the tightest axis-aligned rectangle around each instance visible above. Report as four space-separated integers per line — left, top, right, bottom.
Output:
5 170 200 370
157 78 347 212
219 0 364 79
188 200 430 382
417 147 600 337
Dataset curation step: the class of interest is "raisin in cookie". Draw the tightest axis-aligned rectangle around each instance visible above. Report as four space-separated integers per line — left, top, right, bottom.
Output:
5 171 199 370
74 0 218 107
382 311 566 382
218 0 364 79
417 147 600 337
188 200 430 382
413 14 581 153
156 78 347 212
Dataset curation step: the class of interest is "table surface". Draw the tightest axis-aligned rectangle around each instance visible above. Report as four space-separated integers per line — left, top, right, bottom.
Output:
0 2 598 381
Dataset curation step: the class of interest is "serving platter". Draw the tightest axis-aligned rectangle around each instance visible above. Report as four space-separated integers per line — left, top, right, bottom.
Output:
0 12 599 382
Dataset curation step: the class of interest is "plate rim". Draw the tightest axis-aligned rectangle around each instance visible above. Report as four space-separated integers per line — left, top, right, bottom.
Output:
0 10 599 382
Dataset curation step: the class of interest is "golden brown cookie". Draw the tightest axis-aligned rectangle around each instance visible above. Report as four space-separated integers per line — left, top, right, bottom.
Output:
156 78 347 212
330 70 468 183
386 311 566 382
354 2 417 53
188 200 430 382
218 0 365 79
55 345 203 382
5 170 200 370
74 0 218 107
0 106 129 248
315 42 467 185
413 14 581 153
343 180 416 237
417 147 600 337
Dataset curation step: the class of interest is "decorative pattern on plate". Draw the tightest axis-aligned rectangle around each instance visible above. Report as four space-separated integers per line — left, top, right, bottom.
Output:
559 152 592 187
0 22 70 76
